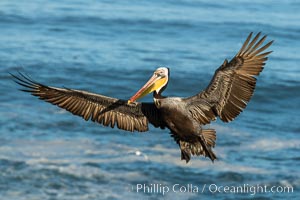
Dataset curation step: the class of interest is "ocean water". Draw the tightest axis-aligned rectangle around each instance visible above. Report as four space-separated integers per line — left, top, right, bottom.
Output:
0 0 299 199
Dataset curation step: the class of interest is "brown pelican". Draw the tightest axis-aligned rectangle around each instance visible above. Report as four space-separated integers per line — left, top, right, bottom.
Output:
12 32 273 163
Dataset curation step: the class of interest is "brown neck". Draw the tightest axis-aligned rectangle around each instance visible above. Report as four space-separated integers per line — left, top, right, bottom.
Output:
153 91 163 108
153 91 163 99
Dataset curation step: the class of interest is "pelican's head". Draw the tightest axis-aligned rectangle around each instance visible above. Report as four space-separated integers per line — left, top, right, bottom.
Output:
128 67 169 103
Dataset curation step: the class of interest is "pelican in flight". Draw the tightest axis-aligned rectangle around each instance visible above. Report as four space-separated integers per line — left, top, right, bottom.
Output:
12 32 273 163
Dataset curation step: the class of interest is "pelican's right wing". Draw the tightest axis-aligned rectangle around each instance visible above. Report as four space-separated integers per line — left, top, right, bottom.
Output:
184 32 273 124
12 73 166 132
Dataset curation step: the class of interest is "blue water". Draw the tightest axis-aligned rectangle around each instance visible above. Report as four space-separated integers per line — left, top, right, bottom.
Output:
0 0 299 199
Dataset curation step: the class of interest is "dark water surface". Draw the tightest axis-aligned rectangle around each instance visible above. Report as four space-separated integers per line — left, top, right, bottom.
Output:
0 0 299 199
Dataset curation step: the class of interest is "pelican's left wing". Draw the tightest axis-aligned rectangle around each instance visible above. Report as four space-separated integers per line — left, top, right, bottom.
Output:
11 73 165 132
184 32 273 124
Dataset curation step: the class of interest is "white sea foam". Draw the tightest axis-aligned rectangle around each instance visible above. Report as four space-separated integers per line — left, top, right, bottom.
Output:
244 138 300 151
0 138 266 176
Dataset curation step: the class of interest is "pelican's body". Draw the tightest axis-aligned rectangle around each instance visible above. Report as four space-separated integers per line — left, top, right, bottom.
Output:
158 97 197 138
12 32 273 163
157 97 216 160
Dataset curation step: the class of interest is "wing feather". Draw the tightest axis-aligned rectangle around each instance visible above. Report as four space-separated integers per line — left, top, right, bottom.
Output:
184 32 273 123
11 72 165 132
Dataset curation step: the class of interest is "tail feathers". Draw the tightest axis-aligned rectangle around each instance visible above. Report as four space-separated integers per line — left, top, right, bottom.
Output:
202 129 216 147
179 129 217 163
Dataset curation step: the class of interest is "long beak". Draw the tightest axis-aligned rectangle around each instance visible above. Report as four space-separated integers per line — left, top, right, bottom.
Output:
128 74 161 103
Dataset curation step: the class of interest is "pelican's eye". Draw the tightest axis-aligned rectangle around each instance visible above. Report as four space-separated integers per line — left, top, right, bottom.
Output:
158 71 165 77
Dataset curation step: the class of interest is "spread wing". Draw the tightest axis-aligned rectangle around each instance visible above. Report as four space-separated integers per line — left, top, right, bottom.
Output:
11 73 165 132
184 32 273 124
